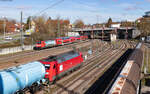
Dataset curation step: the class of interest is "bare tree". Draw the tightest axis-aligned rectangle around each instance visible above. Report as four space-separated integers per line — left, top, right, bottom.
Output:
137 17 150 36
25 15 70 43
74 19 84 28
105 18 112 28
120 21 134 27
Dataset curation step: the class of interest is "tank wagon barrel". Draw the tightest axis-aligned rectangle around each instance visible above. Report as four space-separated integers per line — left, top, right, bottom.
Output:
108 43 143 94
0 61 46 94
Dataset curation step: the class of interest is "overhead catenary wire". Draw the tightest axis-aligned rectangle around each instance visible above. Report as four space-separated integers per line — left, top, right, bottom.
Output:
33 0 65 16
72 1 100 13
23 0 65 20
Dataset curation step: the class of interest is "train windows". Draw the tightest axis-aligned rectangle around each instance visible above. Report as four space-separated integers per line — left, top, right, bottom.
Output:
42 56 56 62
57 59 62 63
53 64 56 69
62 52 79 61
45 64 50 70
57 56 65 63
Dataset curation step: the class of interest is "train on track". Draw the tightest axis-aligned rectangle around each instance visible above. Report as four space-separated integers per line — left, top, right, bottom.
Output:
34 36 88 50
0 51 84 94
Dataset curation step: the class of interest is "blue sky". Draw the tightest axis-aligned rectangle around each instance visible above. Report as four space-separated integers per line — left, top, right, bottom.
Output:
0 0 149 24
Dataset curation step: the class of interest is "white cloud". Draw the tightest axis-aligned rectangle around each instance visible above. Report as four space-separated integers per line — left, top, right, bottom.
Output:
0 1 144 24
118 2 143 11
145 0 150 2
0 5 32 10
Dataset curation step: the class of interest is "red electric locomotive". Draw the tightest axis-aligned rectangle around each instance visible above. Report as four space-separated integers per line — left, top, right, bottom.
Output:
34 37 71 50
39 51 83 83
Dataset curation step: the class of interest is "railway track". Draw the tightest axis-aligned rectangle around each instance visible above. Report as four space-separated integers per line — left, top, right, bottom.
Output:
54 41 128 94
35 40 113 94
0 40 97 69
0 40 90 62
36 40 134 94
0 40 135 94
85 49 133 94
84 41 137 94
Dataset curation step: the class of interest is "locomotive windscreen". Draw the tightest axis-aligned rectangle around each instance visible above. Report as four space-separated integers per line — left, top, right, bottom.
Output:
42 56 57 62
41 51 80 63
57 51 79 63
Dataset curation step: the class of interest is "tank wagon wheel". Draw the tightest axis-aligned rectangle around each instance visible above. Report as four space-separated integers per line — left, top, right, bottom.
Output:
28 85 37 94
15 91 25 94
43 86 51 93
28 83 43 94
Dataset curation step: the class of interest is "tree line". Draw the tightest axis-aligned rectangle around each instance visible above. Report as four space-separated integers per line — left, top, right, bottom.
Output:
24 16 85 44
1 15 150 44
0 19 16 34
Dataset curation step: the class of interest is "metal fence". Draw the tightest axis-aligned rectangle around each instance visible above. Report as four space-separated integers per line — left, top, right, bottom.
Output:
0 45 34 55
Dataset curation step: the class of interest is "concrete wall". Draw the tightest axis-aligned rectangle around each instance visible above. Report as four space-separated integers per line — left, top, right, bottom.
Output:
0 45 34 55
132 29 141 38
111 24 121 28
110 34 117 42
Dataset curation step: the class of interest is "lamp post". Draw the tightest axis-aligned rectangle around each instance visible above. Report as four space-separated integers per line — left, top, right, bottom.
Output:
20 11 24 50
3 16 6 39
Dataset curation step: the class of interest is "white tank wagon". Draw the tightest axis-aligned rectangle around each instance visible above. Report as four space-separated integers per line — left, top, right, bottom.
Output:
0 61 46 94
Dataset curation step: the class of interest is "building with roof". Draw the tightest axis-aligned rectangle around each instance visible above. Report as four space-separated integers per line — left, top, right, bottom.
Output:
143 11 150 17
136 11 150 23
